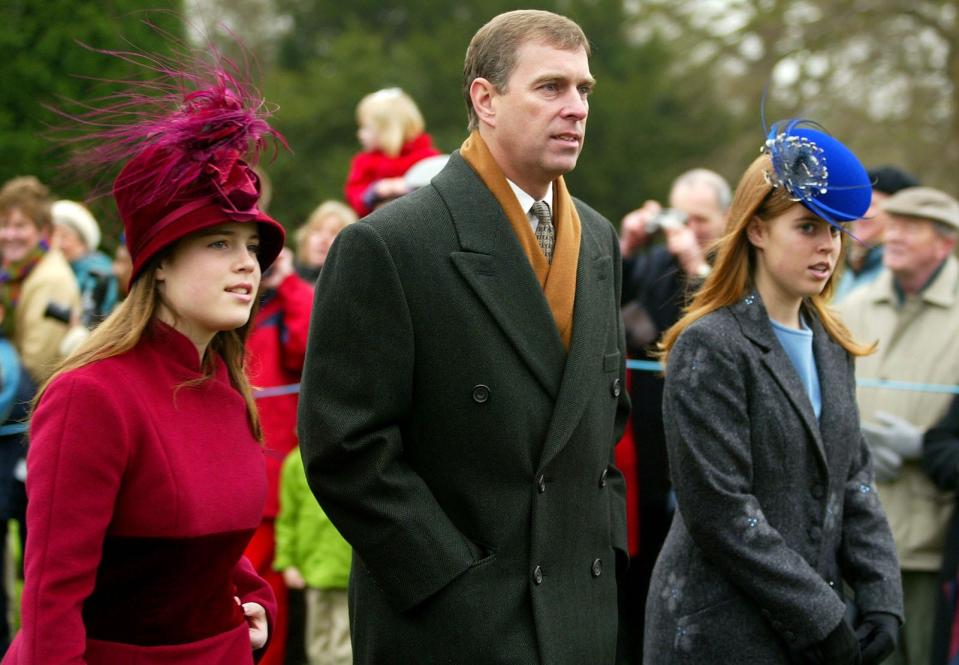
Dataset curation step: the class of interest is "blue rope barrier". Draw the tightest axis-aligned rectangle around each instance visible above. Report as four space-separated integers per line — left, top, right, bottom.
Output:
254 362 959 398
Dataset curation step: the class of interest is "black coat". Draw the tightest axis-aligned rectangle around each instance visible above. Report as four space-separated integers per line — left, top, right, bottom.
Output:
922 396 959 665
644 295 903 664
298 152 630 665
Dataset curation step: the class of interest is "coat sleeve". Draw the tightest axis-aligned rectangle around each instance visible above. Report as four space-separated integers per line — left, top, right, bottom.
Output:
297 222 476 613
17 373 130 664
838 353 904 620
663 323 846 648
272 451 301 572
16 262 79 384
608 223 630 556
343 153 375 217
923 394 959 491
233 555 278 657
274 273 315 375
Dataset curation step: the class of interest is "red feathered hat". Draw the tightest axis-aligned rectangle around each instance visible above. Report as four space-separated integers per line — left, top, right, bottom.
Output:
109 73 285 282
57 41 287 284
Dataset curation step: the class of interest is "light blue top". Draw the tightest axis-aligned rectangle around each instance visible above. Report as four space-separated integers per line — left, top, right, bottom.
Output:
770 316 822 419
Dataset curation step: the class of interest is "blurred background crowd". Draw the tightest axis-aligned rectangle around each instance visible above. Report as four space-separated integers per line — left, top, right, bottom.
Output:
3 1 959 665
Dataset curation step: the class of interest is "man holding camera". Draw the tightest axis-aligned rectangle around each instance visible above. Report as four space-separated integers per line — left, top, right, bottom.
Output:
617 168 730 661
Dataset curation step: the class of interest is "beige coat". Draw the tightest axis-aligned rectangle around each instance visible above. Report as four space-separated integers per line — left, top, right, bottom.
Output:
13 249 80 384
837 255 959 571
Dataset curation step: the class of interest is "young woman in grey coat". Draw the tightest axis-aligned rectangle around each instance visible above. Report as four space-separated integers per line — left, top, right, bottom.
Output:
643 120 904 665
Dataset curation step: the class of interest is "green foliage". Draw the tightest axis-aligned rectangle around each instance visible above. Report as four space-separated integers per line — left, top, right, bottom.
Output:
0 0 181 247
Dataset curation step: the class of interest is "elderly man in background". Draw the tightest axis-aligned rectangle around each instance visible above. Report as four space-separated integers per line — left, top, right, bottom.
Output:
838 186 959 665
833 165 919 303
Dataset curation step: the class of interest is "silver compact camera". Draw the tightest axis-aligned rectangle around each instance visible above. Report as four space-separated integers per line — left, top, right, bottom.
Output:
644 208 689 234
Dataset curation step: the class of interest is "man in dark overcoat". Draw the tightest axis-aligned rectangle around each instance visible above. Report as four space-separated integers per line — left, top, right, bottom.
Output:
297 9 630 665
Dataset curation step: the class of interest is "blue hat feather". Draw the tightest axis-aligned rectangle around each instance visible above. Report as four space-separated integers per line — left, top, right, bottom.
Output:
762 119 872 233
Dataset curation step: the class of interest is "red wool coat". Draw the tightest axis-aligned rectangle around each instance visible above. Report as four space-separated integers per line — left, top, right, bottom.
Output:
344 132 441 217
3 321 275 665
247 273 315 520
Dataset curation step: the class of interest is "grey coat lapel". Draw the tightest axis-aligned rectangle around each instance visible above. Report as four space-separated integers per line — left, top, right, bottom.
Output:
810 314 849 458
436 153 565 398
731 296 828 472
538 215 612 469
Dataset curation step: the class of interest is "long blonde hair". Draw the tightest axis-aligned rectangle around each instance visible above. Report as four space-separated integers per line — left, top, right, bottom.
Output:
658 153 875 369
36 251 263 440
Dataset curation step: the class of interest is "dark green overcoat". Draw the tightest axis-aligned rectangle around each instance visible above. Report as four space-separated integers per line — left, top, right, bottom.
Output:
297 152 630 665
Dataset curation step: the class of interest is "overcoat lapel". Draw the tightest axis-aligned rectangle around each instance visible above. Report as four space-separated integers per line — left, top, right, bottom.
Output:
538 215 612 469
810 315 849 458
436 155 565 398
732 297 829 472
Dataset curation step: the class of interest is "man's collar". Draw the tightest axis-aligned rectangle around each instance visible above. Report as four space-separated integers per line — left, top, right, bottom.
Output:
506 179 553 214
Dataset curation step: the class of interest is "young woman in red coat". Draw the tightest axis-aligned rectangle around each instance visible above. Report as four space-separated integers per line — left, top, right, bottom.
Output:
343 87 441 217
2 58 287 664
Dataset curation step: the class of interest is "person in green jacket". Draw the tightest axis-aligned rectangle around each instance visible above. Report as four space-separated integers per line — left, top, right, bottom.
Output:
275 449 353 665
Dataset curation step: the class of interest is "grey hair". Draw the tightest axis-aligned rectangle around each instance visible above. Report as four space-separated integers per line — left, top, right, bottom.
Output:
671 168 732 212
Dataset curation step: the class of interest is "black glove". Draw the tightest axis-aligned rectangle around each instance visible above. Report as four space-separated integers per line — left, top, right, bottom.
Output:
798 619 861 665
856 612 899 665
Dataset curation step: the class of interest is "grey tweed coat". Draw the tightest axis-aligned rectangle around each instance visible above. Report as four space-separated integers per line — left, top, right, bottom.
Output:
643 294 903 664
298 152 630 665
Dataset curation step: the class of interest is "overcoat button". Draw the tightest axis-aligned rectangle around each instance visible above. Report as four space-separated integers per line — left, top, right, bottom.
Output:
811 484 825 499
533 565 543 585
537 474 546 494
591 558 603 577
471 384 490 404
808 526 822 541
599 469 608 488
610 378 621 398
784 630 796 642
772 620 784 631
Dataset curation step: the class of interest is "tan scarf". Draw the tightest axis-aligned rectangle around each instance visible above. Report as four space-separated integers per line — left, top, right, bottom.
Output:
459 132 581 350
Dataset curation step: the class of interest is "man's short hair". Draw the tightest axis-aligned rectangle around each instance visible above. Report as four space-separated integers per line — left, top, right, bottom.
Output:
463 10 589 132
670 168 732 212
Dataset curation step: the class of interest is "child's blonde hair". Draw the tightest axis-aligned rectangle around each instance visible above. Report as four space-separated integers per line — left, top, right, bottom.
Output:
356 88 426 157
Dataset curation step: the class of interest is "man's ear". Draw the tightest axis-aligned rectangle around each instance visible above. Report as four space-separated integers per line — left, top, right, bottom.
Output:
470 78 497 128
746 216 765 248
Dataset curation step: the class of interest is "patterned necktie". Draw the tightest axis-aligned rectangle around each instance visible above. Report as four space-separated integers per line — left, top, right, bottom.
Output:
531 200 554 264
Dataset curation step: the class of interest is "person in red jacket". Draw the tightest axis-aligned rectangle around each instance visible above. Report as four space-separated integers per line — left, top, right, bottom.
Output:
2 56 286 664
344 87 441 217
244 245 316 665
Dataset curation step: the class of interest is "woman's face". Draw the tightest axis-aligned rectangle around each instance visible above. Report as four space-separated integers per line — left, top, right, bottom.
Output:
0 208 43 265
155 222 261 351
748 203 842 302
303 216 345 268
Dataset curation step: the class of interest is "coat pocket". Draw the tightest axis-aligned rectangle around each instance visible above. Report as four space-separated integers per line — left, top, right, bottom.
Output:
603 351 621 373
672 596 787 665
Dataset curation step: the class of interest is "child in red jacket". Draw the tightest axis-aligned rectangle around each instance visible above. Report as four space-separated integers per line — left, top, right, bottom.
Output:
343 88 441 217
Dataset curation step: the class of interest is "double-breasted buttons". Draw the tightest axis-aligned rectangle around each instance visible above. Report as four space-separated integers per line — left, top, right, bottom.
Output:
599 469 608 488
610 378 622 398
532 565 544 585
591 558 603 577
810 484 825 499
471 384 490 404
537 474 547 494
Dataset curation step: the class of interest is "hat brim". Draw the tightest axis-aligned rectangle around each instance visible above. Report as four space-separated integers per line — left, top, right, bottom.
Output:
129 204 286 283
